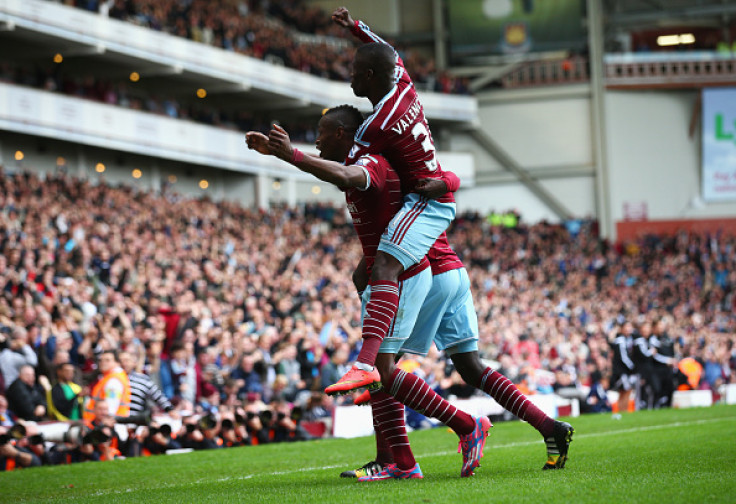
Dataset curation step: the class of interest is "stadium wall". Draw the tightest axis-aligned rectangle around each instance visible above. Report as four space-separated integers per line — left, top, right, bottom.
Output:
449 86 736 231
606 89 736 224
451 85 597 221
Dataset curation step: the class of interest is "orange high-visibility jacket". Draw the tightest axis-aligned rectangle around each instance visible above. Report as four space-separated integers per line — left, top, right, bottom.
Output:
83 367 131 421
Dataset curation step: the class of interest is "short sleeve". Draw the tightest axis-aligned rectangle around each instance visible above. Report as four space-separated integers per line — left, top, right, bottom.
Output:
354 155 385 192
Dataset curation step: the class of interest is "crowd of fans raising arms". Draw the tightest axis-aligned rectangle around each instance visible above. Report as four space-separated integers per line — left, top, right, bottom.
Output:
0 166 734 468
47 0 470 94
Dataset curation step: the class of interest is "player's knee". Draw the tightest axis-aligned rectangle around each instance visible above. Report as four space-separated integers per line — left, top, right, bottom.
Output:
371 252 404 281
375 355 396 388
451 352 484 385
457 364 484 386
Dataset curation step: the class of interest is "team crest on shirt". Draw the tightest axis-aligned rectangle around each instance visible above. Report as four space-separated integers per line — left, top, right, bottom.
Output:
348 145 360 159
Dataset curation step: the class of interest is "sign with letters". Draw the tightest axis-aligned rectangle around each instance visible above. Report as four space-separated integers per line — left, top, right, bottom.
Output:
702 88 736 201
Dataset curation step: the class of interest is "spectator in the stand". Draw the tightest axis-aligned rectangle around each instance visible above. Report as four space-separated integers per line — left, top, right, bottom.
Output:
702 347 724 391
0 164 735 468
83 350 131 421
230 354 264 399
0 327 38 391
319 344 350 391
275 344 303 402
119 351 175 418
5 365 46 421
162 341 197 404
42 362 83 421
0 395 14 426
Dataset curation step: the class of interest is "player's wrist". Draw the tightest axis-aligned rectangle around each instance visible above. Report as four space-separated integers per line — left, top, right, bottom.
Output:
291 148 304 165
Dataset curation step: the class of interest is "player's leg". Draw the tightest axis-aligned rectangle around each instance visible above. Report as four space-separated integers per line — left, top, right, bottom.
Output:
325 267 432 395
340 396 393 478
348 194 455 379
394 268 490 477
340 270 429 480
434 267 573 470
354 251 404 369
616 377 632 414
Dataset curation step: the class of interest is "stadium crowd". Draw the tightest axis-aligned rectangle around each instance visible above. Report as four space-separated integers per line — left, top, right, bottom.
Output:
46 0 470 95
0 166 734 470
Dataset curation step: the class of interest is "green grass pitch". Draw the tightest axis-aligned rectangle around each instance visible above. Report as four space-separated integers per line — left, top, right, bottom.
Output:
3 404 736 503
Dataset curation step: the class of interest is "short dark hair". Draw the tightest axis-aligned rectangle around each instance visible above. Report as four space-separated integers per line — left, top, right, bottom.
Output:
98 349 118 362
356 42 396 77
323 105 364 133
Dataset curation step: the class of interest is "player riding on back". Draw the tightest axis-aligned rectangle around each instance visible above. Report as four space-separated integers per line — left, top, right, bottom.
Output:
324 7 459 396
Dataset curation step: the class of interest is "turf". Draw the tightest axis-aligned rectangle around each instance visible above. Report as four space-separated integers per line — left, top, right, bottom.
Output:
3 404 736 503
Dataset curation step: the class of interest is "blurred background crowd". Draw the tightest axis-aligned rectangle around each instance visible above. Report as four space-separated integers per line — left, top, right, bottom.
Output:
47 0 470 94
1 166 734 469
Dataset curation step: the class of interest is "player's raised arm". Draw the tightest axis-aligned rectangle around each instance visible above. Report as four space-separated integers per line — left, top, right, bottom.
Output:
266 125 367 189
333 7 389 47
332 7 404 66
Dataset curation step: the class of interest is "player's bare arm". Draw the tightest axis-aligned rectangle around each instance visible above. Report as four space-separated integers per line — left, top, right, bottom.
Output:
265 125 367 189
245 131 271 156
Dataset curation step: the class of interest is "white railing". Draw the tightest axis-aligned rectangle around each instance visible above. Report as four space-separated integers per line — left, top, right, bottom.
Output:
0 82 475 184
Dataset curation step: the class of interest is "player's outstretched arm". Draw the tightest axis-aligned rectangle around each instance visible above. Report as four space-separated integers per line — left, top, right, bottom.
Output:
267 125 367 189
245 131 272 156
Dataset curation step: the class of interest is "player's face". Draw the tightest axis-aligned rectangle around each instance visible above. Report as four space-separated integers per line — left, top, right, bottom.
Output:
350 55 370 97
315 116 344 162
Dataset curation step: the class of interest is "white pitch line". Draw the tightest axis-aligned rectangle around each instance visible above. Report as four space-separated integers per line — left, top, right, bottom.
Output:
421 415 736 457
61 415 736 500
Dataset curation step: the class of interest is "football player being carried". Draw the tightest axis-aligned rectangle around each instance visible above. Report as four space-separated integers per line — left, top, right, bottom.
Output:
246 105 571 478
247 107 489 479
312 7 463 395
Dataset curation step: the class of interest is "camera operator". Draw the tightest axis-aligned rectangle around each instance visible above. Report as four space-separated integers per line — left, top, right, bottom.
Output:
44 423 98 465
178 416 205 450
84 399 123 461
0 425 41 470
198 413 222 449
272 401 313 443
140 422 180 456
219 414 248 448
243 394 269 445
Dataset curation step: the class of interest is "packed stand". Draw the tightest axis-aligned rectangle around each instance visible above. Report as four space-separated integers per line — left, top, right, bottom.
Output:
1 166 735 470
46 0 470 95
0 62 319 144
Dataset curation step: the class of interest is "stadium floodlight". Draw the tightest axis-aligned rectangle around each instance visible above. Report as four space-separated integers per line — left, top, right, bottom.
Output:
657 34 696 46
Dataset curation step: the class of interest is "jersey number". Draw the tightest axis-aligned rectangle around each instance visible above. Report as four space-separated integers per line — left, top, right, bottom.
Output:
411 123 438 172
